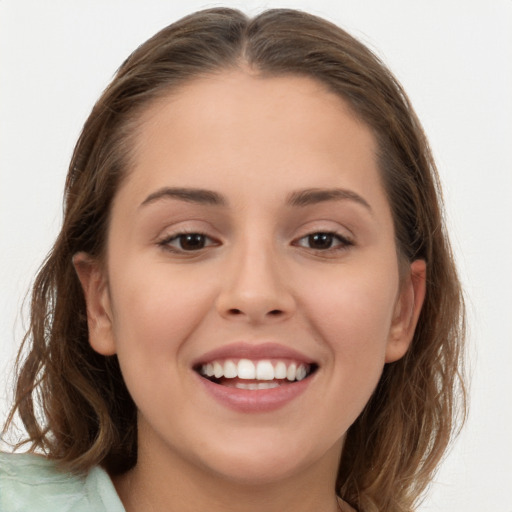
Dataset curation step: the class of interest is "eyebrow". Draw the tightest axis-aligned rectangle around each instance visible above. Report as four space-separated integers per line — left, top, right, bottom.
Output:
140 187 227 207
286 188 372 212
139 186 371 212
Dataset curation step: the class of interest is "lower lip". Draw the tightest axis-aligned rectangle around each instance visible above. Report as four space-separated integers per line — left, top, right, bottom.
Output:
196 373 313 413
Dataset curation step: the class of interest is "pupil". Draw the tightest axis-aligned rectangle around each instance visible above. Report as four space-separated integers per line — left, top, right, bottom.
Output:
180 234 205 250
309 233 333 249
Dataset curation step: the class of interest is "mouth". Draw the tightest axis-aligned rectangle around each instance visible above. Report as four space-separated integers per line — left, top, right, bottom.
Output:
192 342 319 411
194 358 318 390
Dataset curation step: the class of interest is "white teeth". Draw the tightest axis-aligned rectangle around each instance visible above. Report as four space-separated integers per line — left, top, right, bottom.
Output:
205 363 214 377
213 361 223 379
296 365 307 381
199 359 312 383
286 363 297 381
235 382 280 390
274 361 287 379
237 359 256 380
224 360 237 379
256 360 274 380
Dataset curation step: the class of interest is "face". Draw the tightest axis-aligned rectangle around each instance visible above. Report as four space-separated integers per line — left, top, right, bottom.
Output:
76 71 425 486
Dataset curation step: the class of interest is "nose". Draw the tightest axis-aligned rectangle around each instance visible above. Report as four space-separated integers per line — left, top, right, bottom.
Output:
215 242 296 324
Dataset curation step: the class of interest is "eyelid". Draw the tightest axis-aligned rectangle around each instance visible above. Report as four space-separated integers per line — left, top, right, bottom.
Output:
153 217 221 243
292 218 355 241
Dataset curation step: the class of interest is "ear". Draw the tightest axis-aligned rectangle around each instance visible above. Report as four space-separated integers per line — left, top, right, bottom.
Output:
385 259 427 363
73 252 117 356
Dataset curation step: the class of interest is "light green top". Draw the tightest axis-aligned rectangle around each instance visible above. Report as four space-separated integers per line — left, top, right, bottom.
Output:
0 452 125 512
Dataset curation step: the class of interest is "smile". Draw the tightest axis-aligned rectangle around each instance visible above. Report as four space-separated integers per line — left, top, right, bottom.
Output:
193 343 318 412
199 359 311 381
197 359 315 389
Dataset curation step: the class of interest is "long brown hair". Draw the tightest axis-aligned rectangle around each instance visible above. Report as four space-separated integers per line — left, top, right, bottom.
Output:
3 8 466 511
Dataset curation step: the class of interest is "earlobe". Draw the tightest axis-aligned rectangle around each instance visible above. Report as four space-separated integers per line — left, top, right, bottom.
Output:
73 252 117 356
385 259 427 363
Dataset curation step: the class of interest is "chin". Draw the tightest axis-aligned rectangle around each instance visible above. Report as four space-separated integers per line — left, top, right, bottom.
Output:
195 433 340 487
207 453 310 486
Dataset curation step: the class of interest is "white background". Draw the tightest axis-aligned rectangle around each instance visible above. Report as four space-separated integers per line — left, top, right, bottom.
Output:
1 1 511 510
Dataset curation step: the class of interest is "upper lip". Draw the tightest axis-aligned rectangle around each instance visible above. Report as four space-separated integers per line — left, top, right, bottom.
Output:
192 342 316 367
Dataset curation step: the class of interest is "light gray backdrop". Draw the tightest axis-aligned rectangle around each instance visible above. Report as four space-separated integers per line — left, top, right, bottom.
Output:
1 1 511 510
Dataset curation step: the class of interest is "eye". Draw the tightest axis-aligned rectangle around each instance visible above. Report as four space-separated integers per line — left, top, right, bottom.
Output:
159 232 217 252
295 232 353 251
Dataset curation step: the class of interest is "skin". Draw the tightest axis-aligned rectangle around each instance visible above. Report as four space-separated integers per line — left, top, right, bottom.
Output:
75 71 426 512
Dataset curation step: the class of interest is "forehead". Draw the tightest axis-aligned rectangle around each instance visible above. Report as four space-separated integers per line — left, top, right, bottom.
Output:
119 71 384 208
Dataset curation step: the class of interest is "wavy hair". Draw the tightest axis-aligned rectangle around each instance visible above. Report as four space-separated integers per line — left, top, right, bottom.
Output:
3 8 465 511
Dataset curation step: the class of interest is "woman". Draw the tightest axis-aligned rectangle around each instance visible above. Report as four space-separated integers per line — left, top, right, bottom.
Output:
0 8 465 512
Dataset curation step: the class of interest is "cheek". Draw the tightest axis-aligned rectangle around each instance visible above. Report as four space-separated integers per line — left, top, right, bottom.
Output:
300 261 399 365
105 262 217 425
300 267 399 434
107 261 214 364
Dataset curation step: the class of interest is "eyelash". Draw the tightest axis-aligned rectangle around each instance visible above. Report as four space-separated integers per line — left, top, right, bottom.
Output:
157 232 218 253
294 232 354 252
157 230 353 254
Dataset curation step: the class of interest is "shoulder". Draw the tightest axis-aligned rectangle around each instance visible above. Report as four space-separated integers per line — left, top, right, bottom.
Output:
0 452 125 512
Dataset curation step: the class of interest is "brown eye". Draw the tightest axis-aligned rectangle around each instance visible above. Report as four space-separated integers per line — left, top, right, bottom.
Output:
295 232 353 251
307 233 335 249
160 233 217 252
178 234 207 250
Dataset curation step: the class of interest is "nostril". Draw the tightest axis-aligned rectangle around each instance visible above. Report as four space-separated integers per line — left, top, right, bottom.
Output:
227 308 283 317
